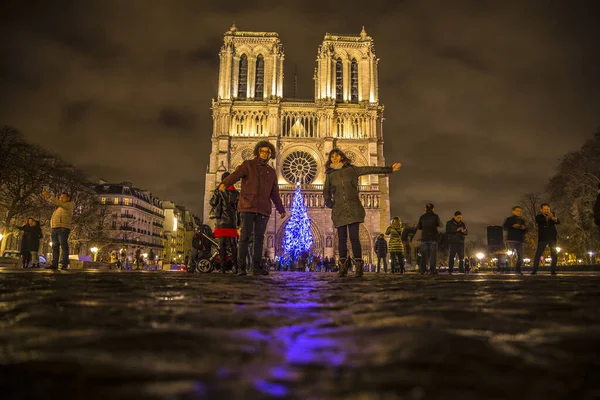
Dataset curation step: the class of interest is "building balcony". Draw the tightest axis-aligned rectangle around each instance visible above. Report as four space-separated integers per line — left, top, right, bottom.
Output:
121 214 135 219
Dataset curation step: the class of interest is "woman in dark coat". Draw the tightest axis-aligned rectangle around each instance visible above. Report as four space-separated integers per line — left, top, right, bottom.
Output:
18 218 35 268
28 220 43 268
323 148 401 277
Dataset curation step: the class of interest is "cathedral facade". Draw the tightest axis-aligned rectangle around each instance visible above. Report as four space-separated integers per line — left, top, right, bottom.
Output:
204 25 390 263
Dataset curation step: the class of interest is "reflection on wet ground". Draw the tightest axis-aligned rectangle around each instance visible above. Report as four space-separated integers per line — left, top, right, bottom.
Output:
0 271 599 399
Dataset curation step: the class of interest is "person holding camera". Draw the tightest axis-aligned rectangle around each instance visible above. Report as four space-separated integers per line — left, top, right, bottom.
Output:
42 190 74 270
531 203 560 275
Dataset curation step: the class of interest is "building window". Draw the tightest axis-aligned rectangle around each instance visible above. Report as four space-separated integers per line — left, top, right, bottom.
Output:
350 59 358 103
124 198 130 206
335 58 343 102
337 118 344 137
255 55 264 99
111 221 117 229
238 54 248 100
256 115 264 136
352 118 359 137
101 197 106 204
114 197 119 205
236 116 245 135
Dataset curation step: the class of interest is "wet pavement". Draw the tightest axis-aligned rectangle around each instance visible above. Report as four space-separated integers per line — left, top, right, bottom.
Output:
0 270 599 400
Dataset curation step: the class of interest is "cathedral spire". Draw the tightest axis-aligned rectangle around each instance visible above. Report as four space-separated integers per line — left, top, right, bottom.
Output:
360 26 367 39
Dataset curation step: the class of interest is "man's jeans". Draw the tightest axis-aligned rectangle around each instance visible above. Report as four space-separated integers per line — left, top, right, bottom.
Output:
377 256 388 273
419 241 438 273
448 243 465 273
506 241 525 273
51 228 70 268
532 241 558 273
239 212 269 266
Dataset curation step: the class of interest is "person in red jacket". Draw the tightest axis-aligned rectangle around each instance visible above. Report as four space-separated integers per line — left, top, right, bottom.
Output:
220 141 286 276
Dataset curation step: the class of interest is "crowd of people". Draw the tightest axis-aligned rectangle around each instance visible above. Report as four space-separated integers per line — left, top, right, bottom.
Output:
16 137 600 275
205 139 600 278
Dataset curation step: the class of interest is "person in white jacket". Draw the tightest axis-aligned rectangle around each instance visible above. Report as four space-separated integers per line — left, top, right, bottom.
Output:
42 189 74 270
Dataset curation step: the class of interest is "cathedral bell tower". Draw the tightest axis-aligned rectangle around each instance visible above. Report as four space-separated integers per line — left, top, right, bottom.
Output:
314 26 379 104
217 23 284 101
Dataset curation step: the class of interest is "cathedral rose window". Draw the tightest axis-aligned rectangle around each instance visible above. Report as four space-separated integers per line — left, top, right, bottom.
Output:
282 151 318 184
241 148 254 160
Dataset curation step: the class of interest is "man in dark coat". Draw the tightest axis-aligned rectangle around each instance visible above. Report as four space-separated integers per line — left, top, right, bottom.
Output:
594 183 600 233
446 211 468 274
503 206 528 274
323 148 401 277
416 203 442 275
210 171 240 274
374 234 388 273
220 141 286 276
532 203 560 275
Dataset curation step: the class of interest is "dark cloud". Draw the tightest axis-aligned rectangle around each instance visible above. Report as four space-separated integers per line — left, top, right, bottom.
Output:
1 0 599 239
158 107 198 131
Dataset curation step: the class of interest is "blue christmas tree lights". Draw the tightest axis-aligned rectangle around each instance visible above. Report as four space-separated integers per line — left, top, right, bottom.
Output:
283 184 313 261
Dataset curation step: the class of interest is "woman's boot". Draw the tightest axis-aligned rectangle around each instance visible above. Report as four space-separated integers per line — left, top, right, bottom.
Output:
252 260 268 276
354 258 364 277
338 258 348 277
237 262 247 276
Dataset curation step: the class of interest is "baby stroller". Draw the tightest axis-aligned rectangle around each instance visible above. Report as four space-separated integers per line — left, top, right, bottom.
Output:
187 225 235 273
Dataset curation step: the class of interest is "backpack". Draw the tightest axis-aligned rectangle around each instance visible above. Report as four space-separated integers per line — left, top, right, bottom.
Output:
208 191 223 219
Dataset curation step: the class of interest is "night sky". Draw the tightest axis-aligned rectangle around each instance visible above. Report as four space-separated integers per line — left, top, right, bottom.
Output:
2 0 599 238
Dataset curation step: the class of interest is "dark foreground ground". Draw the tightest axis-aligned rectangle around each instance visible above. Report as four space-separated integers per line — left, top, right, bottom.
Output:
0 270 599 400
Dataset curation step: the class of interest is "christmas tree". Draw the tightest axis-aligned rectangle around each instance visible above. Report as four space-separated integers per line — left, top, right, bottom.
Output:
283 183 313 262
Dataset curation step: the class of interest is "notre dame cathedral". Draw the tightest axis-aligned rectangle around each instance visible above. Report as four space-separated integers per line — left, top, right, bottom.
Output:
203 24 391 263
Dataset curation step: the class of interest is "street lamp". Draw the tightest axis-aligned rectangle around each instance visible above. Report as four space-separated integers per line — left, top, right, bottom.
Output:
556 247 561 253
90 247 98 262
476 252 485 261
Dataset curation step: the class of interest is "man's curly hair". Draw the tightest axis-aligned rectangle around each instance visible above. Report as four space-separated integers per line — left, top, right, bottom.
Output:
253 140 276 160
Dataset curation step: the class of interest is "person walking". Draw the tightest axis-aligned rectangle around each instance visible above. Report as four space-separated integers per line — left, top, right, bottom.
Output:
42 190 74 270
323 148 401 277
134 248 142 270
385 217 405 273
531 203 560 275
374 234 388 273
503 206 528 275
416 203 442 275
446 211 468 274
594 183 600 233
210 171 240 274
28 220 43 268
220 140 286 276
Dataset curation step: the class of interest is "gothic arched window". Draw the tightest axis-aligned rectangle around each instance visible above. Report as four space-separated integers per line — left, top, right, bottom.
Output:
238 54 248 100
255 55 264 99
337 118 344 138
255 115 264 136
350 59 358 103
351 118 359 137
335 58 343 102
236 116 245 135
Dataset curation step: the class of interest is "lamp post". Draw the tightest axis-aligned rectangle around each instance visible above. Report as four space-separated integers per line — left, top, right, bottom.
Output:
90 247 98 262
476 252 485 268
